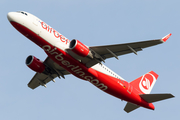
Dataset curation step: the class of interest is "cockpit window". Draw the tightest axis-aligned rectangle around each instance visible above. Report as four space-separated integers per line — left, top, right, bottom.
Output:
17 11 28 16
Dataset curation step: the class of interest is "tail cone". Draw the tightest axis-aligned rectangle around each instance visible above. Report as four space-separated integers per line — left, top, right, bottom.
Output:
148 103 155 110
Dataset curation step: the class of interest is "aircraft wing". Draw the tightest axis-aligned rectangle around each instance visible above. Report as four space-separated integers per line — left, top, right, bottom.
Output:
90 33 171 59
28 57 70 89
82 33 171 67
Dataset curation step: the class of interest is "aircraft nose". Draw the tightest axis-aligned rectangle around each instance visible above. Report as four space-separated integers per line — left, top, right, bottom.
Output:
7 12 17 22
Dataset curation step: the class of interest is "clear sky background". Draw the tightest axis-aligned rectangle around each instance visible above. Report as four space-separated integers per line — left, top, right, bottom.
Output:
0 0 179 120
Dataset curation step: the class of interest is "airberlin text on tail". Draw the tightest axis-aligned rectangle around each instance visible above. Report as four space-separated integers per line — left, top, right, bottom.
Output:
130 71 158 94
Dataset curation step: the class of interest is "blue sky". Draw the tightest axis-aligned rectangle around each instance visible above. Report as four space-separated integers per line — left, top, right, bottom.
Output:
0 0 179 120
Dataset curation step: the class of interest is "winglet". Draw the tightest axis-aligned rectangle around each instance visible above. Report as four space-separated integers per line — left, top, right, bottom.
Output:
162 33 172 42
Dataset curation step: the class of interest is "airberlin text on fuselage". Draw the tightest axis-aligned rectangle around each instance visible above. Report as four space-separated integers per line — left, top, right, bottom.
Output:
42 45 108 91
41 22 70 44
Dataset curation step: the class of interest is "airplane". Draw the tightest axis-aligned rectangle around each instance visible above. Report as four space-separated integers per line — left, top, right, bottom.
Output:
7 11 174 113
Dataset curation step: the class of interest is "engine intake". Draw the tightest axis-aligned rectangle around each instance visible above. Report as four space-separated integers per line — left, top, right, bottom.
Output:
69 39 93 58
26 55 46 73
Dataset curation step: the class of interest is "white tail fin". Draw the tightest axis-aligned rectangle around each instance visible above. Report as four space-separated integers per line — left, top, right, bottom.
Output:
130 71 158 94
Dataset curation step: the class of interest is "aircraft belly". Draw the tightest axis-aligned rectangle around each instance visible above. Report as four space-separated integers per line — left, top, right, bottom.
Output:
94 70 152 108
42 44 99 81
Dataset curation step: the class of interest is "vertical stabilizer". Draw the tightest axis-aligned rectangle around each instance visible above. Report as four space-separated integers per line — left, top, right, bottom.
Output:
130 71 158 94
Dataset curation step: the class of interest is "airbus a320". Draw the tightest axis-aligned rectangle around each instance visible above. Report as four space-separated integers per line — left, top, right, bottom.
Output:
7 11 174 113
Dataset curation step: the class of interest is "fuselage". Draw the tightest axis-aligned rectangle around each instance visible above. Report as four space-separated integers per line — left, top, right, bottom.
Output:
7 11 154 110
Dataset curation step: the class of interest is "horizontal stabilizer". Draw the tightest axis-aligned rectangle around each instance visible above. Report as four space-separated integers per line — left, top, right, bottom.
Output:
124 102 140 113
139 93 174 103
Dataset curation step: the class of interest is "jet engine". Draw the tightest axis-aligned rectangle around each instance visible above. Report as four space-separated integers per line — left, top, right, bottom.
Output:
69 39 93 59
26 55 46 73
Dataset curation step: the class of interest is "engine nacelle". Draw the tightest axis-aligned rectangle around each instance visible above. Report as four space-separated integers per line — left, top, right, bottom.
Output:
26 55 46 73
69 39 93 58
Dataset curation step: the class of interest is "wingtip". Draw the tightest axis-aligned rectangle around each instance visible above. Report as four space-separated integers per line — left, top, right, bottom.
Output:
162 33 172 42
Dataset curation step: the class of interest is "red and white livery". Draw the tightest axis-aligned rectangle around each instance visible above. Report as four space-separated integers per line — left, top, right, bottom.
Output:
7 11 174 113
